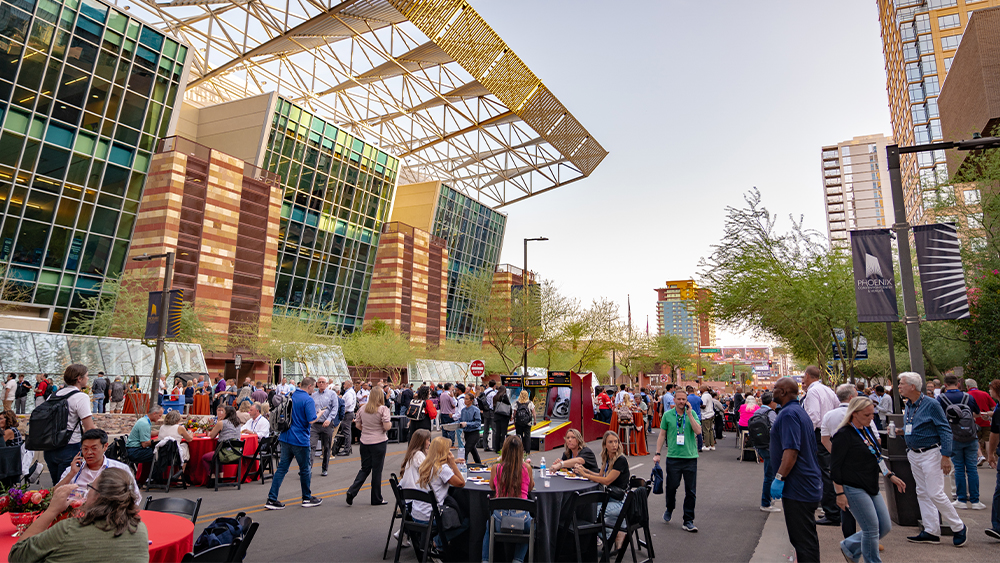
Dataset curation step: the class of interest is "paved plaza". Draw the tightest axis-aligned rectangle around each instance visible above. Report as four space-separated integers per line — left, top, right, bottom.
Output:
51 431 995 562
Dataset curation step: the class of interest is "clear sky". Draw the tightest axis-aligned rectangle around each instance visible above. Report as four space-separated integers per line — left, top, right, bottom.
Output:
473 0 894 345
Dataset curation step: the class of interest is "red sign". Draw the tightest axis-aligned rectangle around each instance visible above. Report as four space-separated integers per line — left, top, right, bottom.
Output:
470 360 485 377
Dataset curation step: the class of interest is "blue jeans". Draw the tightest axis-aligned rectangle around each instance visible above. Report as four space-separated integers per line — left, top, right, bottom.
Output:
755 447 774 507
604 498 624 539
481 509 531 563
92 393 105 413
43 441 80 486
840 485 891 563
268 441 312 502
440 414 455 444
951 439 980 502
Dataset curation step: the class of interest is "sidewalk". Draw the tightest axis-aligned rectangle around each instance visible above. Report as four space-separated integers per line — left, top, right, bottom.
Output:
750 465 999 562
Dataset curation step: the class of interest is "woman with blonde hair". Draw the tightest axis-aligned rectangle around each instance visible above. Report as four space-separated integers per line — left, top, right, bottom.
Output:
574 430 630 550
346 385 392 505
513 390 536 455
832 397 906 563
551 428 599 473
481 435 534 563
155 409 193 465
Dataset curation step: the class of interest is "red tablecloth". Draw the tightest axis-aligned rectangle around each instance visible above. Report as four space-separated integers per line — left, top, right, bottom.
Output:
608 410 648 456
191 394 210 415
185 434 259 486
124 393 150 414
0 510 193 563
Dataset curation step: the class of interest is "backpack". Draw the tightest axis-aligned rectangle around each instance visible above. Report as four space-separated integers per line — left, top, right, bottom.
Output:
25 389 80 451
514 402 532 427
194 513 251 557
406 399 425 421
747 408 773 448
940 393 977 443
476 392 490 412
43 381 56 399
270 394 294 434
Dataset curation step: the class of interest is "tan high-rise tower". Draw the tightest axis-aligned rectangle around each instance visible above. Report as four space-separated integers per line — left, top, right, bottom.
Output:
821 134 894 247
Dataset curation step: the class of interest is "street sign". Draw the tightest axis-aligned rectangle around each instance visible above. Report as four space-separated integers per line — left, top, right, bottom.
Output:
607 366 622 379
470 359 485 377
234 354 242 369
700 347 721 354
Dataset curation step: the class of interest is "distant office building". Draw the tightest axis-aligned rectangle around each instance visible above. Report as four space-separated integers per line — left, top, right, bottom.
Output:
821 134 894 247
876 0 1000 224
655 280 715 349
363 222 448 346
0 0 189 331
482 264 535 351
123 136 282 379
391 180 507 341
177 93 401 334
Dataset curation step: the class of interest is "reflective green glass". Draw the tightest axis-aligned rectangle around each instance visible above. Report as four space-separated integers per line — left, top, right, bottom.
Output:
79 0 107 23
89 206 116 236
12 220 50 266
45 123 74 148
106 9 127 33
54 197 79 227
36 145 70 180
24 190 56 222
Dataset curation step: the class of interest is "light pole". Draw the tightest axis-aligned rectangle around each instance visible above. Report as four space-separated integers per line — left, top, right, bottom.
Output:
522 237 548 378
885 134 1000 412
131 251 174 413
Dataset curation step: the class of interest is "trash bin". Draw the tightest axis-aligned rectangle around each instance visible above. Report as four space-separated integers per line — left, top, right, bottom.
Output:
882 413 920 527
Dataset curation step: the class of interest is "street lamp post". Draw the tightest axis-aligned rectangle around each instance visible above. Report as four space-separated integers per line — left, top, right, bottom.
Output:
131 251 175 413
885 135 1000 413
522 237 548 378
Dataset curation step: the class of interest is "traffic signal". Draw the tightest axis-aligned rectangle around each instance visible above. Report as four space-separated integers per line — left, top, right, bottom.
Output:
768 359 772 368
701 367 706 376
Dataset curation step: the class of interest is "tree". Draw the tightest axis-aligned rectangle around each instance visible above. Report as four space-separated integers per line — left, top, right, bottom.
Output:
647 334 694 382
341 324 415 384
0 263 32 310
562 297 620 374
229 307 334 382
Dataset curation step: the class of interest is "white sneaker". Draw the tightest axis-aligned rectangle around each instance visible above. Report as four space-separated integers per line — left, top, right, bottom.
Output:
969 502 987 510
978 456 987 467
953 500 969 509
760 505 781 513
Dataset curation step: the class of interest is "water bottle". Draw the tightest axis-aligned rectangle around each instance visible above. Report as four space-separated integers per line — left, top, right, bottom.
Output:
887 421 896 439
540 457 547 477
457 446 465 464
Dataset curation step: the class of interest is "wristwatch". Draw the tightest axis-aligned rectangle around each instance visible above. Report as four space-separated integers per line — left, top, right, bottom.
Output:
774 473 784 481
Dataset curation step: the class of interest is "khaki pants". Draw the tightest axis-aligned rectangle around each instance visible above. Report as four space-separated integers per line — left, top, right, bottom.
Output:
702 417 716 447
108 400 124 413
2 400 11 411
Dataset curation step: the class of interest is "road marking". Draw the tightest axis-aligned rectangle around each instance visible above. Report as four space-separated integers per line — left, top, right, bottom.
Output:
630 463 644 470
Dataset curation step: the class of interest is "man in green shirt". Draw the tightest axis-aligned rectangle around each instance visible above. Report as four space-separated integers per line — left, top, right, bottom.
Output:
654 389 702 533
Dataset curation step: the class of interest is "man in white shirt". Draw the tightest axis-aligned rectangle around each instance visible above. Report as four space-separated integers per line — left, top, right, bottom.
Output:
800 365 843 527
820 384 878 451
873 385 893 430
3 374 16 411
356 382 370 409
614 384 629 406
240 402 271 439
337 380 357 455
700 386 716 450
57 428 141 505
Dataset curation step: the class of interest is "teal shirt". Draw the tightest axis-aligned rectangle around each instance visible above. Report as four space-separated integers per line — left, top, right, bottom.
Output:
659 408 699 459
126 415 151 448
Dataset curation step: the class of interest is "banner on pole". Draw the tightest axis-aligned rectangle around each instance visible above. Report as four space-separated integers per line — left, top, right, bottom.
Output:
850 229 899 322
145 289 184 339
913 223 970 320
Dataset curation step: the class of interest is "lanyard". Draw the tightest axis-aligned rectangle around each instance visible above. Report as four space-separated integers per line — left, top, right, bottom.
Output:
250 417 259 433
853 425 882 461
675 410 686 436
904 396 921 426
73 459 109 484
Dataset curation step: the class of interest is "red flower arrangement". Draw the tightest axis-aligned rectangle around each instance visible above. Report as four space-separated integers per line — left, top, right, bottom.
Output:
0 484 51 514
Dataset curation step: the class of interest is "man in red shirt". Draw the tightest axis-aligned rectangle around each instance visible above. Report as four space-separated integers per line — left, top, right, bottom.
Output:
596 386 613 423
967 378 996 466
34 376 48 405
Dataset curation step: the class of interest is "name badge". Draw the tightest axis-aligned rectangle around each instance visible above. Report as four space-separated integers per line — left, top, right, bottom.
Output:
676 434 685 446
904 423 913 436
878 460 890 476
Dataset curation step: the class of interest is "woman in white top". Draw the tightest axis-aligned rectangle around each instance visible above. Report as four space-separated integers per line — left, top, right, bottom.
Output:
399 429 431 490
412 437 466 547
155 410 193 464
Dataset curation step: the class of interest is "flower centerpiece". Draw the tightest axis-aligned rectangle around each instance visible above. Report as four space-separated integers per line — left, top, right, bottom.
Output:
0 484 51 537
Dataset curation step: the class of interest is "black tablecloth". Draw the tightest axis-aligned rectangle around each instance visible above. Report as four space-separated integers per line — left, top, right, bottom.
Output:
448 469 599 562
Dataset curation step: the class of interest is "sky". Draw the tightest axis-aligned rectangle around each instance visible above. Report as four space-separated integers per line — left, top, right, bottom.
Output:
471 0 894 345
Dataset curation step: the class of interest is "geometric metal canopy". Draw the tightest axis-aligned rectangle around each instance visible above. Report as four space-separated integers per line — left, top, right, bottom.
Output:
128 0 608 208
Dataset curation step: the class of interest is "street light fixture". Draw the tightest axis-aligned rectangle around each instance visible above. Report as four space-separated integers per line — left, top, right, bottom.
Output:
130 251 175 413
522 237 548 379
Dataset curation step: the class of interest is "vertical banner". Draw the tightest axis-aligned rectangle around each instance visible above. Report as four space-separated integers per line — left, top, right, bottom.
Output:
913 223 970 320
145 289 184 339
850 229 899 322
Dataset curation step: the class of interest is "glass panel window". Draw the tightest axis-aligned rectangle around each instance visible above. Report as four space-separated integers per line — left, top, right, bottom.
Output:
941 34 962 51
963 189 980 204
937 13 960 30
12 220 49 266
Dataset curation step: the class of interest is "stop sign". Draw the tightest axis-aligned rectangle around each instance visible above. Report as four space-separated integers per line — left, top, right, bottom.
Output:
470 360 485 377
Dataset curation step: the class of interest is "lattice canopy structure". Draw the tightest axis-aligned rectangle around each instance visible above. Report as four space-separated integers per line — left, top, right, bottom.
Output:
126 0 607 208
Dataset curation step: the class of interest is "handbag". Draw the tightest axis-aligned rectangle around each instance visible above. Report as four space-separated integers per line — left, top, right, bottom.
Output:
440 495 463 531
650 461 663 495
499 509 530 533
494 398 511 419
606 485 626 501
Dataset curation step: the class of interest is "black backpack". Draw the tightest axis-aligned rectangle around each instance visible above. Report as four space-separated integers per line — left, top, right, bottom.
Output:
940 393 978 443
514 402 532 427
406 399 425 421
747 408 772 448
270 394 294 434
26 389 80 451
476 392 490 412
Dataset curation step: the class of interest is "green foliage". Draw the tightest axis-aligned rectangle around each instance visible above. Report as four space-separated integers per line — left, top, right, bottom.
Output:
341 327 414 384
229 306 336 379
645 334 694 381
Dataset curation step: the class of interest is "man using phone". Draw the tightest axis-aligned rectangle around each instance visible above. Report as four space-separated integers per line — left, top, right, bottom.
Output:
654 389 702 533
56 428 141 505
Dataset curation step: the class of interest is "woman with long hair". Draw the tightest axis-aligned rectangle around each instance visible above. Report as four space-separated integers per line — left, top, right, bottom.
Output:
491 385 511 452
513 390 536 455
832 397 906 563
412 438 466 547
481 435 535 563
347 387 392 505
0 408 23 489
399 429 432 489
409 385 437 433
199 405 242 486
10 468 149 562
458 392 483 463
574 430 630 551
551 428 599 473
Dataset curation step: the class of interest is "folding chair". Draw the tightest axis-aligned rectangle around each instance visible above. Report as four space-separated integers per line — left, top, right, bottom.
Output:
487 497 536 563
211 439 244 491
383 473 405 559
145 440 186 493
566 490 609 562
143 496 202 523
240 435 277 485
393 489 443 563
602 485 654 563
229 522 259 562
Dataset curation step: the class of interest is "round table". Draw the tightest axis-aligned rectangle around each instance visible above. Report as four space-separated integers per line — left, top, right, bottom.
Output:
191 394 211 415
185 434 259 486
0 510 193 563
448 468 599 563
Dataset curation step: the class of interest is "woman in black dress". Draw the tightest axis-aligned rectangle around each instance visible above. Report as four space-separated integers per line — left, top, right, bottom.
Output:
491 386 511 452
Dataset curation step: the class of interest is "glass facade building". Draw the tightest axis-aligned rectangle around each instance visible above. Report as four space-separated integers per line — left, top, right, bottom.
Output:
0 0 188 332
262 97 400 333
430 184 506 340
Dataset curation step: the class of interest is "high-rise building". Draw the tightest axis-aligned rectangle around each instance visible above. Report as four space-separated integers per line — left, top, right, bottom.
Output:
363 221 448 346
876 0 1000 225
0 0 189 332
482 264 535 351
391 180 507 340
177 94 401 334
821 134 894 246
655 280 715 350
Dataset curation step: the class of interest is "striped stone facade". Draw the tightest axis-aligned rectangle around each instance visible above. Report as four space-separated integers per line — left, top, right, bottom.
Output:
363 222 448 346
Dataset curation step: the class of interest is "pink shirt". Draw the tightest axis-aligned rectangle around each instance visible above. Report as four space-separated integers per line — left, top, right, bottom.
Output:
357 405 391 445
738 404 759 427
492 463 532 499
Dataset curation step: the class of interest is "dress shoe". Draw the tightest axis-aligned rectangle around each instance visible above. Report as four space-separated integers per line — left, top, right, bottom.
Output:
346 491 355 505
816 517 840 526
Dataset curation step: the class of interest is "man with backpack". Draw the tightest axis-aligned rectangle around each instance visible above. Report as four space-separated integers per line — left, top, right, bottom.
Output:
938 374 985 510
748 392 779 513
481 381 497 451
266 377 323 510
28 364 97 485
14 374 30 415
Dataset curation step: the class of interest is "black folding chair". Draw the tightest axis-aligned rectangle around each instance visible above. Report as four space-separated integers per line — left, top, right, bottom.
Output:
240 435 277 485
229 521 259 562
486 497 536 563
566 489 609 562
145 440 186 493
383 473 406 560
143 496 202 523
602 483 654 563
180 544 235 562
211 439 245 491
393 489 444 563
106 436 137 476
